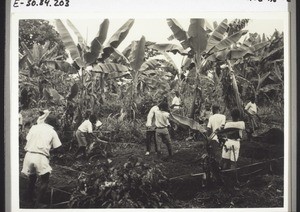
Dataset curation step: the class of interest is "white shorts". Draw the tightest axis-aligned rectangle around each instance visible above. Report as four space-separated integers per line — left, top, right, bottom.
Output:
222 139 240 162
21 152 52 176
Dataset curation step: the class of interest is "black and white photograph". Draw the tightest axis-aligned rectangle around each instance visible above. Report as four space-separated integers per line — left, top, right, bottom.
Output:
14 16 289 210
7 1 294 210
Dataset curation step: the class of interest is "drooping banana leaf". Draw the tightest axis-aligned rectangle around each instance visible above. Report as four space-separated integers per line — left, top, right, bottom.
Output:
213 30 248 53
55 19 84 67
166 19 189 49
93 63 129 78
161 52 179 74
129 36 145 71
106 19 134 48
170 113 206 133
188 19 208 55
206 19 228 52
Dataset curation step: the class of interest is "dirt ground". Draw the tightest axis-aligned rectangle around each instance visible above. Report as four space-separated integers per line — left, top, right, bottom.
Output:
19 127 284 208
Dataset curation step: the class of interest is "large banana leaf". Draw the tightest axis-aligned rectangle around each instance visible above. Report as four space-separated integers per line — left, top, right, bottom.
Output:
66 19 85 45
129 36 145 71
161 52 179 73
93 63 129 78
87 19 109 62
55 19 84 67
170 114 206 133
106 19 134 48
213 30 248 53
166 19 189 49
206 19 228 52
188 19 208 55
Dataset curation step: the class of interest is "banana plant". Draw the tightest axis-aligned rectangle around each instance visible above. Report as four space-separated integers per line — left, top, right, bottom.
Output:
156 18 248 118
20 41 74 76
54 19 135 112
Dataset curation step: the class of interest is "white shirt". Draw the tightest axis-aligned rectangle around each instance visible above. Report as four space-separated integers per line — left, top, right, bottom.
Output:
245 102 257 115
78 120 93 133
146 105 159 127
154 110 170 128
25 123 62 156
172 96 181 109
207 113 226 140
224 121 245 139
146 106 170 128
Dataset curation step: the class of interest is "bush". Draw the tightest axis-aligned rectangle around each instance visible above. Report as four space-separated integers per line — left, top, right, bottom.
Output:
68 156 174 208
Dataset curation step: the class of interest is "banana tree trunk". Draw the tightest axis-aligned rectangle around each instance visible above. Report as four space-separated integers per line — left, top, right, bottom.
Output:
189 65 202 119
226 60 244 117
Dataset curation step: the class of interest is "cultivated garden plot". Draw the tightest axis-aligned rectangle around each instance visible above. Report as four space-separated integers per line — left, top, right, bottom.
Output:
18 18 285 209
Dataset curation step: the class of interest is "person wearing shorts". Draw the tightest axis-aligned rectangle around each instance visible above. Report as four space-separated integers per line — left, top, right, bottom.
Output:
221 109 245 170
75 114 97 158
21 115 62 207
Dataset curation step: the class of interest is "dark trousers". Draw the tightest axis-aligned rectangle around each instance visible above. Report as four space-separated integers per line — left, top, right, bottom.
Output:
146 130 157 152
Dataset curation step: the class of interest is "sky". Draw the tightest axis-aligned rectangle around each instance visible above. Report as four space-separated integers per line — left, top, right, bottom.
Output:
53 18 284 68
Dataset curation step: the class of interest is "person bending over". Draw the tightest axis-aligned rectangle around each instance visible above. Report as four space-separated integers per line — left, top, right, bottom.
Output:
21 115 62 207
75 113 97 158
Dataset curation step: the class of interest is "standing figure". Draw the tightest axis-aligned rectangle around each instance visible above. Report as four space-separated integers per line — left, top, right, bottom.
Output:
207 105 226 163
75 113 97 158
171 91 183 115
155 101 173 157
145 104 158 156
221 109 245 170
244 96 260 136
21 115 62 207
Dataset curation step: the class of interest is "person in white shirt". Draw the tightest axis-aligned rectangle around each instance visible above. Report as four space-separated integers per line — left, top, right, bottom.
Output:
171 91 182 110
244 96 260 136
146 97 172 157
207 105 226 141
206 105 226 163
221 109 245 170
21 115 62 207
145 105 159 156
75 113 97 158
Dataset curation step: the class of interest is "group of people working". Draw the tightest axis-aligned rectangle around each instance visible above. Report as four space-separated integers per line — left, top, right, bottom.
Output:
144 93 259 171
19 90 258 207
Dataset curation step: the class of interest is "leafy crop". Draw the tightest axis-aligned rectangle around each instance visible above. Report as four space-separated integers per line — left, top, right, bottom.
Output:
68 156 174 208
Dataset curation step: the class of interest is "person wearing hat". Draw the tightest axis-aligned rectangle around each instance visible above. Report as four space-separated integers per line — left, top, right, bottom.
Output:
21 114 62 207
